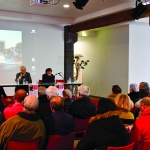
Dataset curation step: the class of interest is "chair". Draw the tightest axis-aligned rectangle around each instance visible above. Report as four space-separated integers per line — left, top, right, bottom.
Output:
56 79 66 83
142 140 150 150
74 118 89 140
46 132 75 150
107 142 134 150
6 139 39 150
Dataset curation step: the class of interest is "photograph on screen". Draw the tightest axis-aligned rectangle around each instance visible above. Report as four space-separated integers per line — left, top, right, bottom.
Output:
0 30 22 71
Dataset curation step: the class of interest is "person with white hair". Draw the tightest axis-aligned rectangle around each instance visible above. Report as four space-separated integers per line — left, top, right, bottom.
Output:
69 85 96 119
46 86 59 100
36 86 59 120
0 95 46 150
128 83 141 104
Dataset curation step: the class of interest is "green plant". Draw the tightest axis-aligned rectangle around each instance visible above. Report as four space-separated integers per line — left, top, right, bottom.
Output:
73 55 90 80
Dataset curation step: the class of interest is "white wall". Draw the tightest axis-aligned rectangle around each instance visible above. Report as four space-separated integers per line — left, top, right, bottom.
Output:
0 20 64 95
74 25 129 97
129 24 150 86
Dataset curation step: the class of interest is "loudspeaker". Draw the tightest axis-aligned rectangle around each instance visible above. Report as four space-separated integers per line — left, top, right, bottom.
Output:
65 33 78 43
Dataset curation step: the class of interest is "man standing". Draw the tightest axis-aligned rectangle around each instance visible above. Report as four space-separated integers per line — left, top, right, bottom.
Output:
0 95 46 150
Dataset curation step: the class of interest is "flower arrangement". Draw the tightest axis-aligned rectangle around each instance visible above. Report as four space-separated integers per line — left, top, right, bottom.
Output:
73 55 90 80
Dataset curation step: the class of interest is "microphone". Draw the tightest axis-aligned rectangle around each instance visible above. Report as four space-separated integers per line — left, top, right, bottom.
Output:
55 72 61 75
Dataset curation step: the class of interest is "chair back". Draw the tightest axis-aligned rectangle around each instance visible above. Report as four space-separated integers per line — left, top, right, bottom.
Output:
142 140 150 150
6 139 39 150
74 118 89 133
56 79 66 83
46 132 75 150
107 142 134 150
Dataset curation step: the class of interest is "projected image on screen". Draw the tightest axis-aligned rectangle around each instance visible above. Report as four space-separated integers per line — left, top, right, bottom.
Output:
0 30 22 70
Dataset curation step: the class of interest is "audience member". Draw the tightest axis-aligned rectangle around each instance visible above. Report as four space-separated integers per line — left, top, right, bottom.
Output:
46 86 59 100
0 111 4 125
36 86 51 120
139 82 149 98
3 89 27 120
114 94 134 125
44 96 74 149
69 86 96 119
128 83 141 104
0 87 7 112
108 85 122 102
77 98 129 150
130 97 150 150
62 89 73 112
0 95 46 150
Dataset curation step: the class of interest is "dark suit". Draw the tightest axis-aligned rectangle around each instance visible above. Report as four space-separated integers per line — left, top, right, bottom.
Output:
15 72 32 84
0 87 7 112
69 96 96 119
15 72 32 93
43 110 74 149
42 74 55 83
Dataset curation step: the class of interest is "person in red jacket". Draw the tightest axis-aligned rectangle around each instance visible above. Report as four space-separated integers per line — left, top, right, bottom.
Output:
130 97 150 150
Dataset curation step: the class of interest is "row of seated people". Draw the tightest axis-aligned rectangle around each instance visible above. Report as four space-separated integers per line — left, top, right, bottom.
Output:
0 82 150 150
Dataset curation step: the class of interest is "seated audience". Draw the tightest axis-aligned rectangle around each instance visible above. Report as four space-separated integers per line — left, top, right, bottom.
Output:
114 94 134 125
139 82 149 98
3 89 27 120
130 97 150 150
108 85 122 102
62 89 73 112
128 83 141 104
44 96 74 149
0 111 4 125
69 86 96 119
0 87 7 112
0 95 46 150
37 86 58 120
36 86 51 120
42 68 55 88
77 98 129 150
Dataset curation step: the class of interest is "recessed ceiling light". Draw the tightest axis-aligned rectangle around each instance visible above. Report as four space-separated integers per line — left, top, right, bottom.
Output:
63 4 70 8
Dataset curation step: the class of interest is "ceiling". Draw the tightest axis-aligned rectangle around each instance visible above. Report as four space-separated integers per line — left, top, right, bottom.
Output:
0 0 148 25
0 0 135 18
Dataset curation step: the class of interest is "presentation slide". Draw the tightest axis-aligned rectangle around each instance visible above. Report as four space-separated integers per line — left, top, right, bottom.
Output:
0 30 22 71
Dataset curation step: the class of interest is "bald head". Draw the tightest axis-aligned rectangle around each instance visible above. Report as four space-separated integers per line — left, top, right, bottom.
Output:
15 89 27 103
50 96 64 111
24 95 39 111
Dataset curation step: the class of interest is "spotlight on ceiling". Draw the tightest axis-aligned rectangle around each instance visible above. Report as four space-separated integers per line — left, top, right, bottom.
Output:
73 0 89 10
131 0 147 20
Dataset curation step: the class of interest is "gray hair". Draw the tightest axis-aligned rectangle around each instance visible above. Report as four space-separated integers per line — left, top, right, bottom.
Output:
63 89 72 98
38 86 46 95
140 82 149 89
79 86 90 96
46 86 59 100
130 83 139 92
24 95 39 111
141 97 150 106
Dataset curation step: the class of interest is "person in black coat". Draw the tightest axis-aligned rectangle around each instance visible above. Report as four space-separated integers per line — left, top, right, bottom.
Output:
128 83 141 104
42 68 55 83
77 98 129 150
62 89 73 112
0 87 7 112
139 82 149 98
69 86 96 119
43 96 74 149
